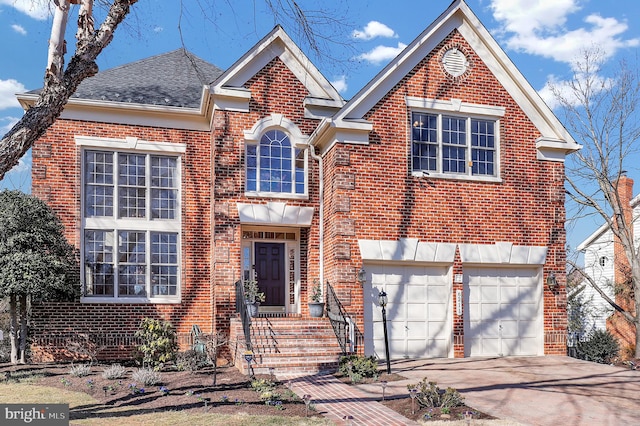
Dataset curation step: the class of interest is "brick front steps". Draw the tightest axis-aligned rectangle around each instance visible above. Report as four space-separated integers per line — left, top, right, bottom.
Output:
230 315 344 376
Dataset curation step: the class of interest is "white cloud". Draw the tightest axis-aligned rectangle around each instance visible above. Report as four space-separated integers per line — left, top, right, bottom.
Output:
352 21 397 40
11 24 27 35
0 0 50 20
0 116 20 135
0 79 26 110
154 26 163 33
489 0 639 67
356 42 407 65
331 75 348 94
538 73 610 110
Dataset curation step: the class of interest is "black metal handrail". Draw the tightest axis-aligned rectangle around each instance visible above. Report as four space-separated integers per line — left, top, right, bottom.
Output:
325 281 363 354
235 280 253 352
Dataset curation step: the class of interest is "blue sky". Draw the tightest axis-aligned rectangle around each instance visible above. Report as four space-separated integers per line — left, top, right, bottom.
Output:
1 0 639 250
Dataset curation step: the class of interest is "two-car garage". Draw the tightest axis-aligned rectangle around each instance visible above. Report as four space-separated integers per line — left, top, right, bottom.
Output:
359 240 546 360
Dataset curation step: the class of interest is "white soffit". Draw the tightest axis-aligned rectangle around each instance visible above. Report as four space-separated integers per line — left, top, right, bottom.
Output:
459 242 547 265
358 238 456 263
237 202 314 226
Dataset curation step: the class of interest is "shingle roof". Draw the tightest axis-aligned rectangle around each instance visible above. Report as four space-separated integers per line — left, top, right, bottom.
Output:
65 49 223 108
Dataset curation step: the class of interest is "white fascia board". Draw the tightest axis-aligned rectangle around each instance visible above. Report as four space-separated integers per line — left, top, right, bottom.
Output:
211 87 251 112
311 118 373 154
455 11 579 150
536 137 582 162
213 26 343 103
336 11 461 121
17 89 212 131
406 97 506 117
577 222 610 251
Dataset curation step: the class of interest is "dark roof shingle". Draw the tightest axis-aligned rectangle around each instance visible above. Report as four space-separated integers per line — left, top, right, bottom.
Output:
67 48 223 108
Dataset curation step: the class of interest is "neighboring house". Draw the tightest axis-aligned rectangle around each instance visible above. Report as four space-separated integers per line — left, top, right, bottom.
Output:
576 175 639 352
18 0 579 373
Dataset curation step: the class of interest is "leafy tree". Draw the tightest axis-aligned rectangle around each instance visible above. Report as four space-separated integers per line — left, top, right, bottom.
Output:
0 190 79 364
0 0 350 180
557 48 640 357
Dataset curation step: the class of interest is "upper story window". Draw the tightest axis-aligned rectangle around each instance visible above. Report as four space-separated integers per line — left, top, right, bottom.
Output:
78 136 185 303
244 114 309 198
407 97 504 181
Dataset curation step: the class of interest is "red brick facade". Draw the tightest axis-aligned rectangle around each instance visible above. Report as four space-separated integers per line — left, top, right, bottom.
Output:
27 4 574 364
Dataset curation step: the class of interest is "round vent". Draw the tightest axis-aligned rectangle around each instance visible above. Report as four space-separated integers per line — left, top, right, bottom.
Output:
442 48 469 77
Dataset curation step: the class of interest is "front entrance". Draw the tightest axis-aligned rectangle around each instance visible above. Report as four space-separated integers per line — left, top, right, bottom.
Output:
255 242 285 306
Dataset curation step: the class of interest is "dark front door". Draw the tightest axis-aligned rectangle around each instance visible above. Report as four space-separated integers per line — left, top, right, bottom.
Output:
255 242 285 306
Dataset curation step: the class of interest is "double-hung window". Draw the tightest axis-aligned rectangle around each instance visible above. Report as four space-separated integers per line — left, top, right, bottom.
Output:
246 129 306 197
410 100 502 180
82 146 181 302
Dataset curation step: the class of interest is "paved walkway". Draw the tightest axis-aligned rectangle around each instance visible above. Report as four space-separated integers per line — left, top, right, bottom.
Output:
282 356 640 425
283 373 419 425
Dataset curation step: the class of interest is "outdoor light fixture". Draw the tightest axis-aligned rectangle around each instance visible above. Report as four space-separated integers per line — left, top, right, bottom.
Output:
547 272 558 292
357 267 366 285
378 290 391 375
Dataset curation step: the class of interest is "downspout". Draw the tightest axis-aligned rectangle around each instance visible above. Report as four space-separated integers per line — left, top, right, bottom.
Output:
308 145 324 291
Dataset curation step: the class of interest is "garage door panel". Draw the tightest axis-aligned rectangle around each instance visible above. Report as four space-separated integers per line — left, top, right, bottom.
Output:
465 267 541 357
366 264 451 359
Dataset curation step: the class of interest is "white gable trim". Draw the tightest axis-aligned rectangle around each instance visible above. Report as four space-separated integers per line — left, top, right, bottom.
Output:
237 202 314 226
212 26 344 113
325 0 580 159
406 97 506 117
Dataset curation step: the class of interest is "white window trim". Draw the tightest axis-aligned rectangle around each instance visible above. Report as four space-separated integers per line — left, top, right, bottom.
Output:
78 136 183 304
241 226 301 314
407 97 503 183
244 114 310 199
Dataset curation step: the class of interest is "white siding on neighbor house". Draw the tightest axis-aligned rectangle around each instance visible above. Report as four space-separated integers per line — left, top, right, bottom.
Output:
580 230 615 332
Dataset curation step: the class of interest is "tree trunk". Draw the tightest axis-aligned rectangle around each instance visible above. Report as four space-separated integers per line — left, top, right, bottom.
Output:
9 294 18 364
0 0 137 180
19 294 28 364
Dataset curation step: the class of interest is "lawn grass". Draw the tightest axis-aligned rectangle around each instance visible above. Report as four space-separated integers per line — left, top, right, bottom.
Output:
0 382 333 426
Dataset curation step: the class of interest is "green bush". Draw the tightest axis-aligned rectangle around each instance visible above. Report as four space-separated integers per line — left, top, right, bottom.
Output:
577 329 620 364
175 349 208 372
135 318 178 370
338 355 378 383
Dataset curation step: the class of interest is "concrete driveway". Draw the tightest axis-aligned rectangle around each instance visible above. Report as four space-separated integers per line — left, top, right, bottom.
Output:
355 356 639 425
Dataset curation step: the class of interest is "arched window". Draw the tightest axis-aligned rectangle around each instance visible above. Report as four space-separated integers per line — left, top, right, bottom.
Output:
246 129 306 195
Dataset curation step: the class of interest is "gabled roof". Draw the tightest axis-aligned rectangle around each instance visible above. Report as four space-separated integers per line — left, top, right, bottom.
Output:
577 193 640 251
211 25 344 115
313 0 581 158
21 49 223 109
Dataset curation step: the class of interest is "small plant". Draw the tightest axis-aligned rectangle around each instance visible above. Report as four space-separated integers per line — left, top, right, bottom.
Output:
60 378 71 387
101 363 127 380
310 279 322 302
128 383 145 395
135 318 178 370
243 279 265 303
441 387 465 410
86 379 95 390
338 355 379 383
175 349 207 372
577 329 620 364
408 378 440 408
131 367 163 386
159 386 170 396
220 395 229 403
69 364 92 377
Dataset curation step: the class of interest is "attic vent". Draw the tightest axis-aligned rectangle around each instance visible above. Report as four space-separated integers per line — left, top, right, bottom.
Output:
442 48 469 77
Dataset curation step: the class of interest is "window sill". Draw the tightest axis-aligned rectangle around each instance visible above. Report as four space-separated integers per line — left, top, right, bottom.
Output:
411 171 502 183
80 296 181 304
245 191 309 200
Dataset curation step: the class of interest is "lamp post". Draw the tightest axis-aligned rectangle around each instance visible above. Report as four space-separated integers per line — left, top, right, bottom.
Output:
378 290 391 375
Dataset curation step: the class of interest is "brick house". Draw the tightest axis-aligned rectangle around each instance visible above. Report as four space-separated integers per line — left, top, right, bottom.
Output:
576 175 638 354
18 0 579 373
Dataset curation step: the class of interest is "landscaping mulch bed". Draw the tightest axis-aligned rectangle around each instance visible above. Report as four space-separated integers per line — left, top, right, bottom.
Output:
0 363 322 421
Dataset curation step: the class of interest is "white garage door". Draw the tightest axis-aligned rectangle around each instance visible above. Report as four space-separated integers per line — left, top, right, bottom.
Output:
364 264 451 359
465 267 542 357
